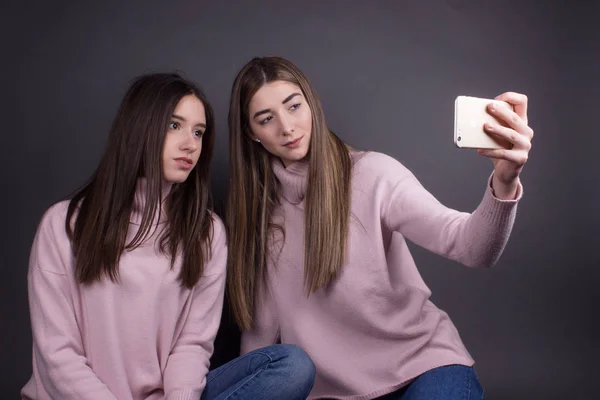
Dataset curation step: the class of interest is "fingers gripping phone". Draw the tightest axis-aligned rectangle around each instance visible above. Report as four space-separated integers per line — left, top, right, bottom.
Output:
454 96 513 149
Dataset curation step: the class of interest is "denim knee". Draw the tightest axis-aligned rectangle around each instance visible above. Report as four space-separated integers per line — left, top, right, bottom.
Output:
277 344 316 394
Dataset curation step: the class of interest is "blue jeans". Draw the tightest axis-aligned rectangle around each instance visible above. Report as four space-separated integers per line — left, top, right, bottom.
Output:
201 344 315 400
377 365 484 400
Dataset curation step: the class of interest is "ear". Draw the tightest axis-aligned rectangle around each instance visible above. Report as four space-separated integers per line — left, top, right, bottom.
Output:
244 124 259 142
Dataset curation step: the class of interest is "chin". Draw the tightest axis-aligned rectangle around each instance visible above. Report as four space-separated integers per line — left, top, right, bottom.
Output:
297 149 310 161
293 155 307 163
165 173 190 184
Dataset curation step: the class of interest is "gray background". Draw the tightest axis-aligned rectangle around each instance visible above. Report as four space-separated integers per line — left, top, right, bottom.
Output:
1 1 598 399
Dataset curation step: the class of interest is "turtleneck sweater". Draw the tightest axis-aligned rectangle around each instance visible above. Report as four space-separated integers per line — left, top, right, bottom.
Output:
22 179 227 400
241 151 522 399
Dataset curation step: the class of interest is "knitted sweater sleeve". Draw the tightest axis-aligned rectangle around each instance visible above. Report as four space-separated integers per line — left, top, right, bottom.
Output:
373 153 522 268
26 202 119 399
163 216 228 400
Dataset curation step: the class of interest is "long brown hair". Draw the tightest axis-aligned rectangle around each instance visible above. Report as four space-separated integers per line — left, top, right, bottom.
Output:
227 56 353 330
66 73 216 288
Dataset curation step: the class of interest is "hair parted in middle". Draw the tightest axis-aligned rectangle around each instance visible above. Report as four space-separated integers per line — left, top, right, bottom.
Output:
226 56 353 330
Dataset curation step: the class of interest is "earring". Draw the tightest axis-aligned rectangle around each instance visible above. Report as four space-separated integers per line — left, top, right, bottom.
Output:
254 138 261 143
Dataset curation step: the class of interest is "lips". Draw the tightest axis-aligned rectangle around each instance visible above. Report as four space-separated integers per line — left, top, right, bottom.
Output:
174 157 194 169
284 136 303 148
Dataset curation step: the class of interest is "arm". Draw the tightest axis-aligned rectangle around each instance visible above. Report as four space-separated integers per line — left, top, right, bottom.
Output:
163 217 228 400
382 161 522 268
27 204 119 399
382 91 533 268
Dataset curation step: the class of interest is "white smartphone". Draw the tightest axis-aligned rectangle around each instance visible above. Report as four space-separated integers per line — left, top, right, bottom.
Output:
454 95 512 149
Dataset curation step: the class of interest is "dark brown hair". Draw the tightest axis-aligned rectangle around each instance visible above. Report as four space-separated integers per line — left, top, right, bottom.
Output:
227 57 352 330
66 72 216 288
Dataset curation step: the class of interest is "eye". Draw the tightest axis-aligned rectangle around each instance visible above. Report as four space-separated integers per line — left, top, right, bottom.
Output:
259 115 273 125
194 129 205 137
289 103 301 111
169 121 179 130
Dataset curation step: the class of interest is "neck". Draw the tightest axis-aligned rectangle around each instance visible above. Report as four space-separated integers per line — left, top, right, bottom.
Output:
271 158 308 204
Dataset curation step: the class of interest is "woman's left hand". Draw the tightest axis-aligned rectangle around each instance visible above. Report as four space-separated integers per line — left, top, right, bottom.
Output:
478 92 534 200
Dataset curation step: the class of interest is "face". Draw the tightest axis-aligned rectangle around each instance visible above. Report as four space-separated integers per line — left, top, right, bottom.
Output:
247 80 312 167
162 94 206 183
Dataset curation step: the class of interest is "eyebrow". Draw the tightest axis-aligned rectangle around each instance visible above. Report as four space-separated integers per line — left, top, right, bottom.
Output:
172 114 206 129
252 92 302 120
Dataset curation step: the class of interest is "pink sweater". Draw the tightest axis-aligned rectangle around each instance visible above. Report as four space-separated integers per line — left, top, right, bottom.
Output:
241 151 522 399
22 180 227 400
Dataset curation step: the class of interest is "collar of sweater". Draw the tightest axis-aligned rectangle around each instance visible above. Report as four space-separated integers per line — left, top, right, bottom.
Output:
271 157 308 205
130 178 173 225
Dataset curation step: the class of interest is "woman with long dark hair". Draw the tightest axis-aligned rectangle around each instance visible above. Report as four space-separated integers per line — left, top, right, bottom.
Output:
22 72 315 400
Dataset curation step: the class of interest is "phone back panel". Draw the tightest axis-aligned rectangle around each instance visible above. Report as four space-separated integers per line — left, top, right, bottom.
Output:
454 96 512 149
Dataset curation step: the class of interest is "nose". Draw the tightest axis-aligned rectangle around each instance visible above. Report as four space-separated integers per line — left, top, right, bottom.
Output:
279 113 295 136
180 131 199 153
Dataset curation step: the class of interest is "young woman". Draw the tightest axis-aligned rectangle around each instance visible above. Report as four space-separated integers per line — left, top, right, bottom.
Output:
226 57 533 399
21 73 315 400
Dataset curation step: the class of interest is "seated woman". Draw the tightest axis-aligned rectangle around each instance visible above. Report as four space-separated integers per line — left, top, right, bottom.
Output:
226 56 533 399
21 72 315 400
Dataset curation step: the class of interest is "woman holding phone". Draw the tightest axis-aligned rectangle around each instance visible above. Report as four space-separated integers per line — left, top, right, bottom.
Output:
226 56 533 399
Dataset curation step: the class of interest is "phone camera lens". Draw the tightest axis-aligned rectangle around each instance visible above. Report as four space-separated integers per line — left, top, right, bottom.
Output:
457 136 461 141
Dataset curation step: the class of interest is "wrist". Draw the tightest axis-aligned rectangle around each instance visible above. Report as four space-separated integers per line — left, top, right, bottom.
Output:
491 174 519 200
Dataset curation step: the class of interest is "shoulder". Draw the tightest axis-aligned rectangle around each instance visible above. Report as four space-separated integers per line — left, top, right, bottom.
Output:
30 200 73 275
351 150 414 184
37 200 71 238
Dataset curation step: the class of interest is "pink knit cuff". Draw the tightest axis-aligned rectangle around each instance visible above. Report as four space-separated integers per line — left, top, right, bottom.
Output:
486 172 524 202
478 173 522 226
165 389 202 400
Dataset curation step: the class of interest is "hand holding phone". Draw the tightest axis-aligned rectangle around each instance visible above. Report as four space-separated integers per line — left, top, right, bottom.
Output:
453 91 534 200
454 96 513 150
